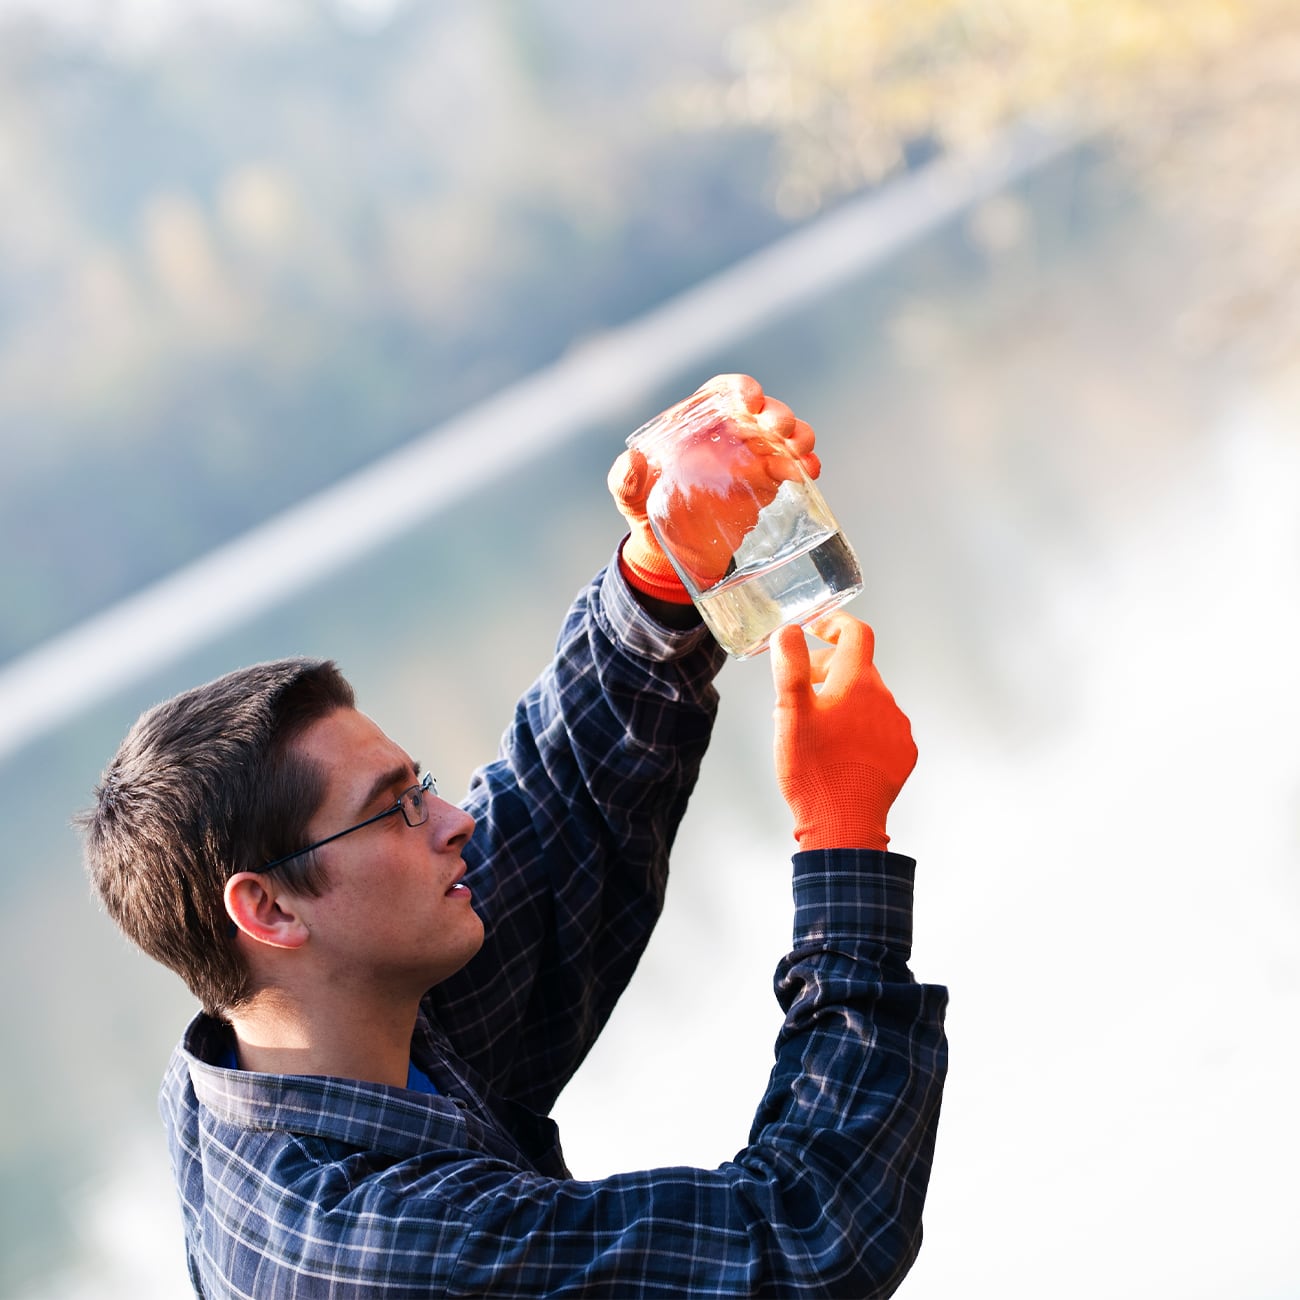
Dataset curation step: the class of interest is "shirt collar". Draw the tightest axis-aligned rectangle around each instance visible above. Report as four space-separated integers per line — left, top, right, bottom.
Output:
179 1010 482 1162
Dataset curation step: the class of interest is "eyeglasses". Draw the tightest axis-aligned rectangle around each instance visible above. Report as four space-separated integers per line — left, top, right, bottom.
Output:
257 770 437 873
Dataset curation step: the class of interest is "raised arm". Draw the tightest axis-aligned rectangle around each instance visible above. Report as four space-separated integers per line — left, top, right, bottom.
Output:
429 373 806 1110
427 561 727 1110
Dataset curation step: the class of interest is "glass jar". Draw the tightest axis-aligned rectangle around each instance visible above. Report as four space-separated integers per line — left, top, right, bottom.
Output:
627 385 863 658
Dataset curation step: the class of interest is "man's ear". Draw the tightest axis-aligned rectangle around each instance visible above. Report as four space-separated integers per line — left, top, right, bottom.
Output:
225 873 311 950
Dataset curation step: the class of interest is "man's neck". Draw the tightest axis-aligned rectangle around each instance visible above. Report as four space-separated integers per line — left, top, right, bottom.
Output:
227 988 421 1089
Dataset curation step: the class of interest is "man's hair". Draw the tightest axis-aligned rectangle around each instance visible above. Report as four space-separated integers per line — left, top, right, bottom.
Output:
77 659 356 1016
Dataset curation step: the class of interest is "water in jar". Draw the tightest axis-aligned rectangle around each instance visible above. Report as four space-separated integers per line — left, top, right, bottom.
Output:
694 527 862 659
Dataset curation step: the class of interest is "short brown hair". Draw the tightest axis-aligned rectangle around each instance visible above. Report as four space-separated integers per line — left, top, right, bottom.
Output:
77 659 355 1015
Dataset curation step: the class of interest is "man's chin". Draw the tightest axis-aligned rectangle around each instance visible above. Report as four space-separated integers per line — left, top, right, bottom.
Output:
429 918 486 987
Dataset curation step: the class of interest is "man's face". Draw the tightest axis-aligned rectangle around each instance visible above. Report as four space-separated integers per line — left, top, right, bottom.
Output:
285 706 484 997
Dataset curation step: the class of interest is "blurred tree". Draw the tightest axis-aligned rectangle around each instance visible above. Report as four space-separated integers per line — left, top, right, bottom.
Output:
667 0 1300 368
0 0 784 662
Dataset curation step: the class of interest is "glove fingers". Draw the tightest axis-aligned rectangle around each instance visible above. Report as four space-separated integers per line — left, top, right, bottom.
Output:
808 609 873 654
608 447 653 518
806 643 835 688
758 444 819 487
756 397 796 440
825 628 899 723
806 613 875 703
768 413 817 462
770 624 814 708
699 373 765 413
760 452 808 486
756 400 816 460
785 416 817 458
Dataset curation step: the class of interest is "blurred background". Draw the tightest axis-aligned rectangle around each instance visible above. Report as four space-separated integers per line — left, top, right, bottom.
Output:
1 1 1298 1296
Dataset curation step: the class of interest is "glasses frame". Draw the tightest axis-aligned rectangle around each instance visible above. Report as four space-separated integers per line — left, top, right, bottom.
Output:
256 770 437 873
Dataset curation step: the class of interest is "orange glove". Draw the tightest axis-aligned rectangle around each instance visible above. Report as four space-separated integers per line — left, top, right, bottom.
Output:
771 612 918 851
609 374 820 600
609 441 694 603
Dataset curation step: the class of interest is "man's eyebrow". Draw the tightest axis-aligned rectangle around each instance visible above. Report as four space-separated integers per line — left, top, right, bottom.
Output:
355 759 420 816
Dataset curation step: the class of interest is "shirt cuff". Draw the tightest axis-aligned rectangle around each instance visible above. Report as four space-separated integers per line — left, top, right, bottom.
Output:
791 848 917 962
594 552 720 664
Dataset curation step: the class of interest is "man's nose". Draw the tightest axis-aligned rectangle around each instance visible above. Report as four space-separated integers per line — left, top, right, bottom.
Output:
427 797 475 851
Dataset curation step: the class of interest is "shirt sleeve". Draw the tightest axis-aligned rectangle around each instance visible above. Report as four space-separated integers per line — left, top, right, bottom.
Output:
427 558 728 1112
443 850 948 1298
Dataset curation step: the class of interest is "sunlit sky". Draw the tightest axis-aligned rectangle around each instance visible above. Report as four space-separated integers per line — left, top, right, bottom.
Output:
0 0 405 48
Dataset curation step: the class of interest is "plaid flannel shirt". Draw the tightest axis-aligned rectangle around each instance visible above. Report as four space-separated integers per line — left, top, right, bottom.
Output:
160 559 948 1298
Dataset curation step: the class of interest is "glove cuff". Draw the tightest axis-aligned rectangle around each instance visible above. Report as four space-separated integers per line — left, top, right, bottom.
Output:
785 761 894 852
619 535 694 605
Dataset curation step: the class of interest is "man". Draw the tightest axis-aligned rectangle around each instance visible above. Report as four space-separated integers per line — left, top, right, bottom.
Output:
80 375 947 1298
